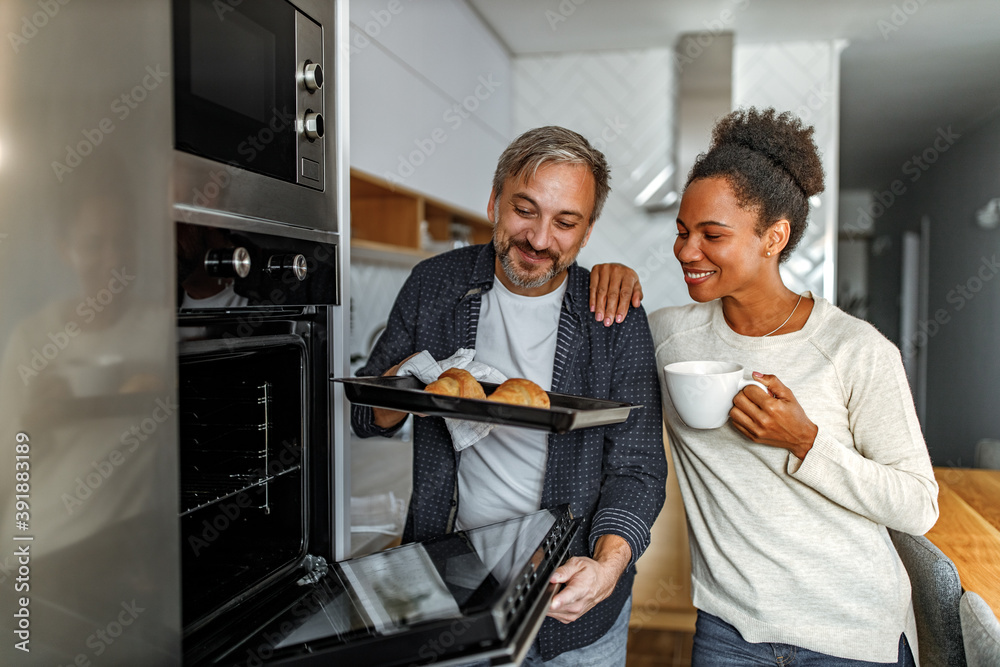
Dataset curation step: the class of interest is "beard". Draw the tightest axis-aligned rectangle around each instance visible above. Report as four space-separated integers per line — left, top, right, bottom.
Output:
494 233 574 289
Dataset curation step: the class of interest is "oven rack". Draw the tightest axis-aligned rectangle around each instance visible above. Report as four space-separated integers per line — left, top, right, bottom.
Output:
181 400 271 422
180 382 273 400
180 382 272 419
180 465 301 517
183 423 273 450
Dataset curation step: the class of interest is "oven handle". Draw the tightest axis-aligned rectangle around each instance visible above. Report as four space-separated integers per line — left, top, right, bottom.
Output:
179 333 308 358
495 581 559 667
409 581 559 667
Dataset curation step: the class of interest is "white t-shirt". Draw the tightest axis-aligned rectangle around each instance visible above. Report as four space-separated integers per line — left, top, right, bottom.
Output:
180 282 248 309
455 275 567 531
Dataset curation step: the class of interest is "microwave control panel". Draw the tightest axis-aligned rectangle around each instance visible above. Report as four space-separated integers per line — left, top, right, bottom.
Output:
295 11 325 190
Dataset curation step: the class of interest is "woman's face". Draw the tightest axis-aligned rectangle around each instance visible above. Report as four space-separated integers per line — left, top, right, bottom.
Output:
674 176 771 303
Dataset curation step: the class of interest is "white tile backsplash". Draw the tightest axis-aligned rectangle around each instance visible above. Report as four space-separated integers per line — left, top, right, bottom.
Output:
349 260 414 369
513 49 693 311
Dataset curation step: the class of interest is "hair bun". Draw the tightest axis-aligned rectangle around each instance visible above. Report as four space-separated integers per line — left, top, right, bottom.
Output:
709 107 824 198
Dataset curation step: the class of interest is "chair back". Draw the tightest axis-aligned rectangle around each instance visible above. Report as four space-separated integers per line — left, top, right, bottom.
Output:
974 439 1000 470
889 530 967 666
961 591 1000 667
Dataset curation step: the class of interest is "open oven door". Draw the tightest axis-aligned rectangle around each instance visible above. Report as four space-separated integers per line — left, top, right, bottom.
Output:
185 506 579 667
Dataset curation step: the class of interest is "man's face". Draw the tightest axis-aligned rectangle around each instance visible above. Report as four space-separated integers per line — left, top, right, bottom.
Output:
489 161 596 296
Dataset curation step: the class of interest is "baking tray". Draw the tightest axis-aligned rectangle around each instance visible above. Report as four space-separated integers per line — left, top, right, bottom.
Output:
333 376 640 434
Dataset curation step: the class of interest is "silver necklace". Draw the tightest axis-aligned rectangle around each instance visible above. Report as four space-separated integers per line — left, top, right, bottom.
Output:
762 293 803 337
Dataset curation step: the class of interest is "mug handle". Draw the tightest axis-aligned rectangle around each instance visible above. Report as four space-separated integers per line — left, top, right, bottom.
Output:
738 378 770 396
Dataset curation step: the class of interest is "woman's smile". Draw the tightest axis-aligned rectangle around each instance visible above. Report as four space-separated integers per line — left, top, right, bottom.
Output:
683 268 717 284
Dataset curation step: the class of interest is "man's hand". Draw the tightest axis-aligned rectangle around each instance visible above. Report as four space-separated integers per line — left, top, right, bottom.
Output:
371 354 418 429
589 263 643 327
547 535 630 624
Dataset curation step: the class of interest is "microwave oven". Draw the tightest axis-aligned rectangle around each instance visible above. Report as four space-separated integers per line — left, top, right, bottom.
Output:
173 0 325 190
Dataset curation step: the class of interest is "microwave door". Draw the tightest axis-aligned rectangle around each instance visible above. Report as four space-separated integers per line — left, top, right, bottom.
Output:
173 0 297 181
210 508 579 667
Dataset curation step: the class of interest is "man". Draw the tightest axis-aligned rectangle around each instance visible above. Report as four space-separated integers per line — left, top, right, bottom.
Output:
352 126 666 665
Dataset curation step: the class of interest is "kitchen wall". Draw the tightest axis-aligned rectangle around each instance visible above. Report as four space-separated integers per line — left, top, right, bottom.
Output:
348 258 414 365
509 39 844 311
349 0 512 215
733 40 845 302
348 0 513 365
348 13 846 333
513 49 691 311
868 110 1000 466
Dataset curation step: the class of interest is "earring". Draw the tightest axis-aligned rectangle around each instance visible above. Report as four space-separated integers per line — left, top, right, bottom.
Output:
766 251 771 257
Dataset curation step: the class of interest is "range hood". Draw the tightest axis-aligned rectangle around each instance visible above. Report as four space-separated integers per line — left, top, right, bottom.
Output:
638 32 733 213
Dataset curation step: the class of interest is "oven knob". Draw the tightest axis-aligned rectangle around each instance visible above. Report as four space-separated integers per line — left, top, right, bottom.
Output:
204 247 251 279
267 254 308 281
303 111 324 141
302 62 323 92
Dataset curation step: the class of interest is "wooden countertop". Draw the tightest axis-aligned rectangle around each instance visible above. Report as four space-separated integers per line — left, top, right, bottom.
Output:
926 467 1000 618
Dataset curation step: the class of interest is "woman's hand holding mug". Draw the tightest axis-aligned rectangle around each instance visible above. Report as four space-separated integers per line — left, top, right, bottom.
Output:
730 372 818 460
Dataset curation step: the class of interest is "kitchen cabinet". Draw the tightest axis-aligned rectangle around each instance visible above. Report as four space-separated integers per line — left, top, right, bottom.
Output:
350 169 493 254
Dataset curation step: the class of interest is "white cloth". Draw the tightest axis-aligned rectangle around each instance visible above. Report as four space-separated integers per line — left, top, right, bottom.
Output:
649 295 939 663
455 276 565 531
395 348 507 451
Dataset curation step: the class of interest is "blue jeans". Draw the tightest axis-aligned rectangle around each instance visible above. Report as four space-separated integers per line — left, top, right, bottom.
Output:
460 595 630 667
692 611 916 666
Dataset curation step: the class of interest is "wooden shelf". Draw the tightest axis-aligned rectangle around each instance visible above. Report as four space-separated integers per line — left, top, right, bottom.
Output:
350 239 432 269
350 169 493 252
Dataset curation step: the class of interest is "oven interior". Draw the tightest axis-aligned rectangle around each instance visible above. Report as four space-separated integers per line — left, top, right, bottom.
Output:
179 337 308 631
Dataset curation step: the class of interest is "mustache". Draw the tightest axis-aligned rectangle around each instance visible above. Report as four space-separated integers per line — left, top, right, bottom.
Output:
508 237 557 262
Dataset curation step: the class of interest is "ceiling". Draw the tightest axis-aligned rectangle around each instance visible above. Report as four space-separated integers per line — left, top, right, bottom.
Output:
467 0 1000 190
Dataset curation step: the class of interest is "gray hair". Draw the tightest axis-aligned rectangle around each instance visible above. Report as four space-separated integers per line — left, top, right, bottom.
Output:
491 126 611 224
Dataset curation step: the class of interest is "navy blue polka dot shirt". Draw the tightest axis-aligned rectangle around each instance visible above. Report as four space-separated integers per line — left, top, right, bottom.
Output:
353 243 667 660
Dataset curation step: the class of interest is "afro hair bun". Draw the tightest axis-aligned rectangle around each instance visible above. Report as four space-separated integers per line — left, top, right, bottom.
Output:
708 107 824 198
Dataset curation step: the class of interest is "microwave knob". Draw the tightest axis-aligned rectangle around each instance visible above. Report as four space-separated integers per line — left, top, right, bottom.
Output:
204 247 251 279
267 254 308 281
303 111 324 141
302 62 323 92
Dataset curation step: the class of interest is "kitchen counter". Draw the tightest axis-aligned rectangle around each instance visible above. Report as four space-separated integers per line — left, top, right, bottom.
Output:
926 467 1000 618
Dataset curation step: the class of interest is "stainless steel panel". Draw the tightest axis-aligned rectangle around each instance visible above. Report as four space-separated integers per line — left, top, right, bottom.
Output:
329 0 353 563
173 150 330 231
295 10 325 189
173 205 340 247
0 0 179 663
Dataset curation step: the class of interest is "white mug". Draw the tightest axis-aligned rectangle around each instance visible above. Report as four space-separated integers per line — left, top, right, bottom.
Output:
663 361 769 430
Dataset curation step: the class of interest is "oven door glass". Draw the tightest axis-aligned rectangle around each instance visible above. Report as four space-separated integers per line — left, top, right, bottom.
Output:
173 0 297 181
195 507 579 667
179 336 308 632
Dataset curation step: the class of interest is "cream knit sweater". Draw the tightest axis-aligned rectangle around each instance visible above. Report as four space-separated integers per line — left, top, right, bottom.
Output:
649 295 939 663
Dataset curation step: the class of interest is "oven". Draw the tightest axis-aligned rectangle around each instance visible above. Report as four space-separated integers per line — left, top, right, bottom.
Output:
175 219 580 666
176 220 341 664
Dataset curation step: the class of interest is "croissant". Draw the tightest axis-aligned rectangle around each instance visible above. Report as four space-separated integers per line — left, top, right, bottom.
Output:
487 378 550 409
424 368 486 400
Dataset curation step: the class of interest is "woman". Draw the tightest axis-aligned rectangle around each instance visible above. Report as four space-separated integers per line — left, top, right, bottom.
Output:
648 108 938 665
